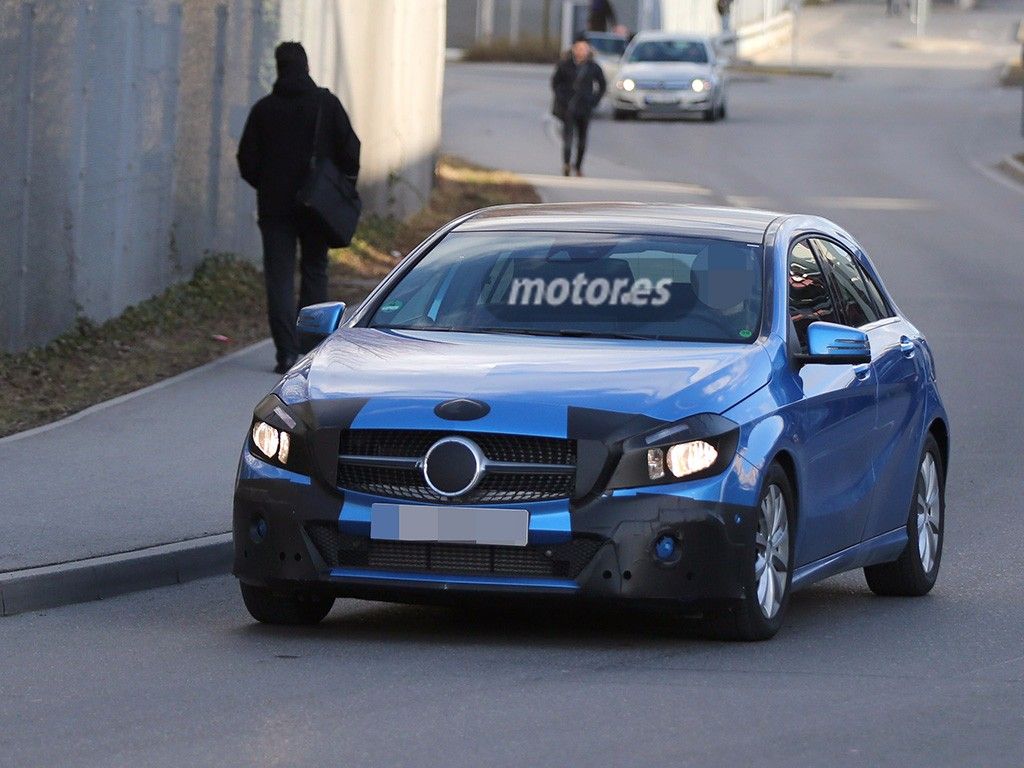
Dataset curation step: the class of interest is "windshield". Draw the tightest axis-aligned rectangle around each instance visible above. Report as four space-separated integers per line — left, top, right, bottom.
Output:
627 39 709 64
367 232 763 343
587 35 628 57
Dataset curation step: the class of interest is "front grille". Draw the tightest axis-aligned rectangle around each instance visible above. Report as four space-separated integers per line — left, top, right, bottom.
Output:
339 430 574 465
337 429 576 504
306 522 602 579
636 79 692 91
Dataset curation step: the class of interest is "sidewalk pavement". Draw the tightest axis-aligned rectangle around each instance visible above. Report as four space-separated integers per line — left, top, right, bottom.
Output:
0 340 278 613
753 0 1022 72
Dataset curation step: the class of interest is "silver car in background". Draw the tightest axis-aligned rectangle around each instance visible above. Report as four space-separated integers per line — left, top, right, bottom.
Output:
612 33 727 122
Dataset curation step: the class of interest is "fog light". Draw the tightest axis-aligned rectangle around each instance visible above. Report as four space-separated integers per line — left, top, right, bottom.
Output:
655 535 676 561
251 516 268 543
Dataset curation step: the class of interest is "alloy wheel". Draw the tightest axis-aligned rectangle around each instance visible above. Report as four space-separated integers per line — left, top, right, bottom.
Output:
917 453 941 574
755 484 790 618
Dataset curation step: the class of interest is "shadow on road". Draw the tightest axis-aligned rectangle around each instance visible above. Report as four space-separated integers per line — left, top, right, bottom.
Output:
230 574 925 651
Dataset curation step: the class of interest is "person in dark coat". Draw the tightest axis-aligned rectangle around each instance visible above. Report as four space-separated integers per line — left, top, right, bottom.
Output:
587 0 618 31
551 38 606 177
237 41 360 373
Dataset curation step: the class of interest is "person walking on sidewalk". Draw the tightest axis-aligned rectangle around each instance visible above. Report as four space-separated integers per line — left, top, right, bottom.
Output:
551 37 606 177
237 42 361 374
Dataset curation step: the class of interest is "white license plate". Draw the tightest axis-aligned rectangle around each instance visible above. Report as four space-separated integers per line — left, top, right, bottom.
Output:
645 93 679 105
370 503 529 547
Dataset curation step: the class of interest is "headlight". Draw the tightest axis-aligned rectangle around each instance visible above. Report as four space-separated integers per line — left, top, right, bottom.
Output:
655 440 719 479
618 78 635 91
691 78 712 93
251 420 290 465
605 413 738 490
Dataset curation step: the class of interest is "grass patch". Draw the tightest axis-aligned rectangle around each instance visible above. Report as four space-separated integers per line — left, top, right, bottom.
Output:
0 155 539 438
462 36 561 64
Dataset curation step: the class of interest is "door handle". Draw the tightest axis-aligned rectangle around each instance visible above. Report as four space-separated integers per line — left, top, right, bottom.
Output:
854 363 872 381
899 336 915 358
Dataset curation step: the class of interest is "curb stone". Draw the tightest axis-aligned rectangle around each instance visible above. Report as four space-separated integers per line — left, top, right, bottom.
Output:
0 533 232 616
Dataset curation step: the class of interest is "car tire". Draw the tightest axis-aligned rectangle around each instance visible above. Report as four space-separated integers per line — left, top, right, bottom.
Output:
718 101 727 120
706 462 795 641
703 106 717 122
612 109 634 121
864 433 944 596
240 582 335 625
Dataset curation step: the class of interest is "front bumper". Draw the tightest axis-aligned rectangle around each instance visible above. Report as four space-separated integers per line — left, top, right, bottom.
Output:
233 454 758 610
612 88 716 114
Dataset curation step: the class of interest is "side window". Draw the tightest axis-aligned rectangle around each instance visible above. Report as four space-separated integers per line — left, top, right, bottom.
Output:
813 239 882 327
788 241 839 353
858 267 893 319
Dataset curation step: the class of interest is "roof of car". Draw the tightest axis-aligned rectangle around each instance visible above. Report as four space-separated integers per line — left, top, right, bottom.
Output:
629 31 712 44
454 202 782 241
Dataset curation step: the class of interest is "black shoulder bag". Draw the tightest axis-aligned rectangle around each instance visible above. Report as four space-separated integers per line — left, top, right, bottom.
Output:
297 88 362 248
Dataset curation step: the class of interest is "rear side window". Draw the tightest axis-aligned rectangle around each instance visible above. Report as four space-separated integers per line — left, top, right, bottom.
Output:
788 241 839 353
813 239 884 326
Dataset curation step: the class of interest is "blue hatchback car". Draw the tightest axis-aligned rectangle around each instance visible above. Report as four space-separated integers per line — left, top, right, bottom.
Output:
233 203 948 640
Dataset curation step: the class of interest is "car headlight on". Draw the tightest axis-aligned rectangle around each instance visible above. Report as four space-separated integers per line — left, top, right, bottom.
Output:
692 78 712 93
246 394 313 475
618 78 636 91
651 440 719 480
251 420 291 465
605 414 739 490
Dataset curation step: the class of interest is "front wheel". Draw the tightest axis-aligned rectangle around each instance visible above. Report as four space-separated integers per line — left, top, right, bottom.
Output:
707 463 794 641
864 434 944 596
612 108 635 121
240 582 335 625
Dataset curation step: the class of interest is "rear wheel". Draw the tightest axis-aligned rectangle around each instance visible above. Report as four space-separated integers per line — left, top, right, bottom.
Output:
707 462 794 641
240 582 335 625
864 434 944 596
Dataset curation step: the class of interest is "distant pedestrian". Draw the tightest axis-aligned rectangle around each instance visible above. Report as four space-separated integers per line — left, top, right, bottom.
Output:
237 42 360 374
551 38 607 177
717 0 733 32
587 0 618 32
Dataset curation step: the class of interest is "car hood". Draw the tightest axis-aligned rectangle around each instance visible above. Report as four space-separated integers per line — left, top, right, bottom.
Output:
281 329 771 436
619 62 713 80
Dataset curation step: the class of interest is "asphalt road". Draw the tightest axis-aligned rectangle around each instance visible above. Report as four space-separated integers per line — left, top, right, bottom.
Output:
3 4 1024 765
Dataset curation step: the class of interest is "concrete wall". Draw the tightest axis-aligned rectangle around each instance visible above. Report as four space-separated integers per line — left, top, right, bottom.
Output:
281 0 446 217
0 0 445 353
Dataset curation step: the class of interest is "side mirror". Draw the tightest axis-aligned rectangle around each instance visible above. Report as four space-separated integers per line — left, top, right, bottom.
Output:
296 301 345 353
797 321 871 365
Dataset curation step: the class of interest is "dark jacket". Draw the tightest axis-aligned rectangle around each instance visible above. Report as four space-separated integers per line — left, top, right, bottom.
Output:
237 64 360 221
551 56 607 121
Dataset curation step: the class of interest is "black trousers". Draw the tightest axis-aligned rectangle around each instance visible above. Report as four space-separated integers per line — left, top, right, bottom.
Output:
259 216 328 364
562 114 591 168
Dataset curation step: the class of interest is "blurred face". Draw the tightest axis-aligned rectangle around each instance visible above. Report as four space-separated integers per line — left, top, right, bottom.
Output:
572 40 591 63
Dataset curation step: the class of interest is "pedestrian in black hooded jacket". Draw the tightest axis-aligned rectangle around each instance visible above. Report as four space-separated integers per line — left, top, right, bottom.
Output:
551 38 606 177
237 41 360 373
